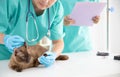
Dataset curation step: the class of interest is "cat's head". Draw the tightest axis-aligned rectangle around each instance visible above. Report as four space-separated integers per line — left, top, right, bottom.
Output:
9 43 33 72
14 45 31 63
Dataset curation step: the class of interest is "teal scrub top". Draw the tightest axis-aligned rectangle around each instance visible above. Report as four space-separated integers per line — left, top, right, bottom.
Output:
60 0 99 53
0 0 64 60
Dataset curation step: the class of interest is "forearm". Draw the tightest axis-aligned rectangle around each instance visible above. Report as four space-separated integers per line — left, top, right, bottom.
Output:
51 39 64 57
0 33 5 44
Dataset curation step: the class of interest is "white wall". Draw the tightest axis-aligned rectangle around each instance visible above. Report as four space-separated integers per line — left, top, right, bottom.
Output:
90 0 107 51
90 0 120 53
109 0 120 52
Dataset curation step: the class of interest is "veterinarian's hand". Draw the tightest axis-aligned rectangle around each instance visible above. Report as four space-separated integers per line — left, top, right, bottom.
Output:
92 16 100 24
4 35 25 53
38 52 57 67
64 16 75 26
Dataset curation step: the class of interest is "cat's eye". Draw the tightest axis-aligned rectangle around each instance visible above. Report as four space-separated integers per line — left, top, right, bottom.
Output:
19 50 23 52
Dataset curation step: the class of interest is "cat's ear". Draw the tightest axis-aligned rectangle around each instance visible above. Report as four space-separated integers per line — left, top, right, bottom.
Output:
24 42 27 48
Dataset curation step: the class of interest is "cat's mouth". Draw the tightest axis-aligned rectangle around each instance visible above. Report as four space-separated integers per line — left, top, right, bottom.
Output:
16 55 31 63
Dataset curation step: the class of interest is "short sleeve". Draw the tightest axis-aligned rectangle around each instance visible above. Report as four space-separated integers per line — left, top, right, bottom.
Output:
77 0 99 2
50 0 64 40
0 0 9 33
0 0 20 34
89 0 99 2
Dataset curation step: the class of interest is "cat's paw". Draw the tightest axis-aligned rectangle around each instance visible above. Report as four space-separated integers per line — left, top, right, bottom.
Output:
10 65 22 72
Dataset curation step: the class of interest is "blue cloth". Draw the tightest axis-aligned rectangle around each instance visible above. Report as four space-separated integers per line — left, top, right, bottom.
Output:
38 52 57 67
4 35 25 53
63 26 92 53
0 44 11 60
0 0 64 45
0 0 64 60
60 0 99 53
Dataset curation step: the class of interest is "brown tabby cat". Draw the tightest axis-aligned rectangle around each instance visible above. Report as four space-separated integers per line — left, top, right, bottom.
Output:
9 43 69 72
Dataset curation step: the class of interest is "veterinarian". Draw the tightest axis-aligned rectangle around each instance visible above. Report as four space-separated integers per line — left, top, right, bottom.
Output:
60 0 100 53
0 0 64 67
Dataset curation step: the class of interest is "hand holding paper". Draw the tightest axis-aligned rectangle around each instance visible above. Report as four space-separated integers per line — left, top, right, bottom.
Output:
69 2 106 26
92 16 100 24
64 16 75 26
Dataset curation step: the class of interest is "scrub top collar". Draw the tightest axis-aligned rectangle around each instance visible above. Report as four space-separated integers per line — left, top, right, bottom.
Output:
29 0 47 18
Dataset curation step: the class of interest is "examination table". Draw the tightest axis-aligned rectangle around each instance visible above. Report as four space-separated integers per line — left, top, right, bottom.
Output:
0 51 120 77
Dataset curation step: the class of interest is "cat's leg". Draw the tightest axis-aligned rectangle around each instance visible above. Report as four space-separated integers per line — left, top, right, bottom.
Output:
33 59 41 67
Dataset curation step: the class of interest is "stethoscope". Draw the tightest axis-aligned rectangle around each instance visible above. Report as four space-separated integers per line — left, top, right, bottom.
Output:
26 0 50 42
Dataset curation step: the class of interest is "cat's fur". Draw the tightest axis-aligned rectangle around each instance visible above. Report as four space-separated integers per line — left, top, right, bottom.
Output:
9 43 69 72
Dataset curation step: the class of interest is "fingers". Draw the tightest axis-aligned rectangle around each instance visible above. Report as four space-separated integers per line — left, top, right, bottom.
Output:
38 55 55 67
92 16 100 24
12 36 25 42
4 35 25 53
64 16 75 26
38 52 56 67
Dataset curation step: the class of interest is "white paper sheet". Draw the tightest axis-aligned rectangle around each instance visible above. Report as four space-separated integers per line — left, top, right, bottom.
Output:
69 2 106 26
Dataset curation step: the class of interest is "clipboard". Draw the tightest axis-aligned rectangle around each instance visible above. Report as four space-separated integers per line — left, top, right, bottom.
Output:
69 2 106 26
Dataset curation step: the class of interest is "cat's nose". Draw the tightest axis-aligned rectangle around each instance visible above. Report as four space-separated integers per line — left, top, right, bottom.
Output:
43 53 48 57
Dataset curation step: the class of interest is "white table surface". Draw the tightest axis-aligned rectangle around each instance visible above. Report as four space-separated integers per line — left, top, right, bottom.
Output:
0 51 120 77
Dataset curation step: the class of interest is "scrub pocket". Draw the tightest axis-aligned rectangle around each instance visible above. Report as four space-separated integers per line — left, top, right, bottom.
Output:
0 44 11 60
